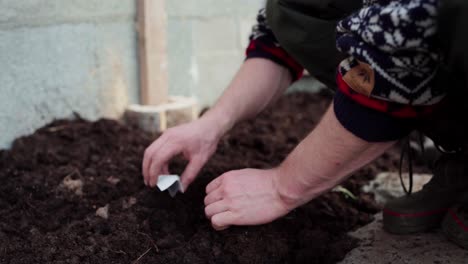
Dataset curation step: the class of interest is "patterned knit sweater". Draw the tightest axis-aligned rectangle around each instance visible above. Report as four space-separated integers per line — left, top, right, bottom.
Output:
337 0 443 105
245 1 443 141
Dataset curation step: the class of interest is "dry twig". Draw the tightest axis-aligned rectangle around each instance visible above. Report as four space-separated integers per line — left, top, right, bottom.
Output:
138 231 159 253
132 247 152 264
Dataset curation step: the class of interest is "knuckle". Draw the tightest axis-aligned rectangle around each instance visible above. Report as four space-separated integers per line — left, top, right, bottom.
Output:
230 203 242 213
223 171 236 181
148 179 154 188
185 172 195 181
224 197 233 206
222 177 233 188
220 184 228 195
204 206 211 217
153 177 159 186
211 215 221 225
214 177 224 187
217 177 228 187
219 189 226 197
148 173 156 183
164 142 179 153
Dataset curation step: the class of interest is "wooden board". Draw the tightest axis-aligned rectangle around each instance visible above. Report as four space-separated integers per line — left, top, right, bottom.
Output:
137 0 169 106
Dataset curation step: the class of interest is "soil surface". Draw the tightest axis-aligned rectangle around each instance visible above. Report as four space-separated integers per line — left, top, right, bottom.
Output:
1 92 404 263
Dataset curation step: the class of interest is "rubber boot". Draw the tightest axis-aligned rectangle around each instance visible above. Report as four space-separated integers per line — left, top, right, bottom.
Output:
383 154 468 234
442 204 468 250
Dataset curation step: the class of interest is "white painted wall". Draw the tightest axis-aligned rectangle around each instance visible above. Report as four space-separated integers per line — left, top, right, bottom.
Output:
0 0 139 149
166 0 265 106
0 0 320 149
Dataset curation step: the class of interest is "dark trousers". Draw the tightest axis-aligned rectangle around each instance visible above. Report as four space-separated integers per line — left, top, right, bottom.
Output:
417 90 468 152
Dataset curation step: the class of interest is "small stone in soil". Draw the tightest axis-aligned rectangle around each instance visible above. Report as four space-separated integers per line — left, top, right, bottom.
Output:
96 204 109 219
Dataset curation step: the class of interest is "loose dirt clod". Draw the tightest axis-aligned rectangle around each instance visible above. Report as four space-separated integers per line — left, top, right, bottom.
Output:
61 175 84 196
0 92 421 263
123 197 138 209
107 176 121 185
96 204 110 219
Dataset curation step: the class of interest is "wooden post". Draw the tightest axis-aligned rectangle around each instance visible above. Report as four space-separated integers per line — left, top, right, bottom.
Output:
127 0 198 133
137 0 169 106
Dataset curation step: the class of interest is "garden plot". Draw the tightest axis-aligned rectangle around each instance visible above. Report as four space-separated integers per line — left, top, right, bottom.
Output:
1 92 405 263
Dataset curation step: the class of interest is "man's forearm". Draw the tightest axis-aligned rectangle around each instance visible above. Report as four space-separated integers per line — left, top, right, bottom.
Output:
275 103 396 208
201 58 292 138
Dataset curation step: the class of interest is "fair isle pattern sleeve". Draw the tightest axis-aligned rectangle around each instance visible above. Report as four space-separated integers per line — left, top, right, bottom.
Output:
336 0 445 106
245 8 304 81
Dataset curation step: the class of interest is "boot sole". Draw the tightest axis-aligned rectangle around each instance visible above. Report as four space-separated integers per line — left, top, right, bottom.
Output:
442 209 468 250
383 208 448 235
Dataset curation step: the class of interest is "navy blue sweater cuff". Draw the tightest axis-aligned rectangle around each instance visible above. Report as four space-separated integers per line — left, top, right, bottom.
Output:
333 89 415 142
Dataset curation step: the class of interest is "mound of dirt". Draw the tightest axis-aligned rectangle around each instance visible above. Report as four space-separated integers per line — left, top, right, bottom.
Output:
1 92 402 263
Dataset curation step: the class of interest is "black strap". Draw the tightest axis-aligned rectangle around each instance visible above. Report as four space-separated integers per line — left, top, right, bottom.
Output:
399 137 414 195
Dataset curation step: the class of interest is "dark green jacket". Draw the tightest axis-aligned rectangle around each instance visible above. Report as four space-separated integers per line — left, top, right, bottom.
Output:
438 0 468 95
266 0 361 89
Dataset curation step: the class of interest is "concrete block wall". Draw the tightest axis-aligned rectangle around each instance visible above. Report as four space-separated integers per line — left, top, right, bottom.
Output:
166 0 265 106
0 0 139 149
0 0 321 149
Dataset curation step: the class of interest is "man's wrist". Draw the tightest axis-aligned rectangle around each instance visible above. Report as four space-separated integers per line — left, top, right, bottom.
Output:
199 108 236 140
273 145 334 210
271 164 308 211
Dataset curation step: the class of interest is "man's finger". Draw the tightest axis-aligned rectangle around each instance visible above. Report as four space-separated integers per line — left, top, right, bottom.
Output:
180 157 205 191
142 147 154 185
142 133 172 183
142 141 163 184
149 164 170 187
148 145 181 187
162 164 170 175
204 187 223 206
206 176 222 194
211 211 235 231
205 200 229 219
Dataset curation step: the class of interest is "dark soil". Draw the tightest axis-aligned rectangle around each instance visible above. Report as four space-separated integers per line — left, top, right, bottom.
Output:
1 92 403 263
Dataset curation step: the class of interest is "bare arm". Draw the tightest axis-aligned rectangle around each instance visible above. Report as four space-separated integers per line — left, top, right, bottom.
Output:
202 58 293 138
275 103 396 208
204 103 396 229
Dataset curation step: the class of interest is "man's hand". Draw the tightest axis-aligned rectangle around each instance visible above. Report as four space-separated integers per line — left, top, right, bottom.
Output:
142 119 221 190
203 104 396 231
204 168 293 230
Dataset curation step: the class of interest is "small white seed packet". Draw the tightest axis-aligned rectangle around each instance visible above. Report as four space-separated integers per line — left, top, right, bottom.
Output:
157 175 184 197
